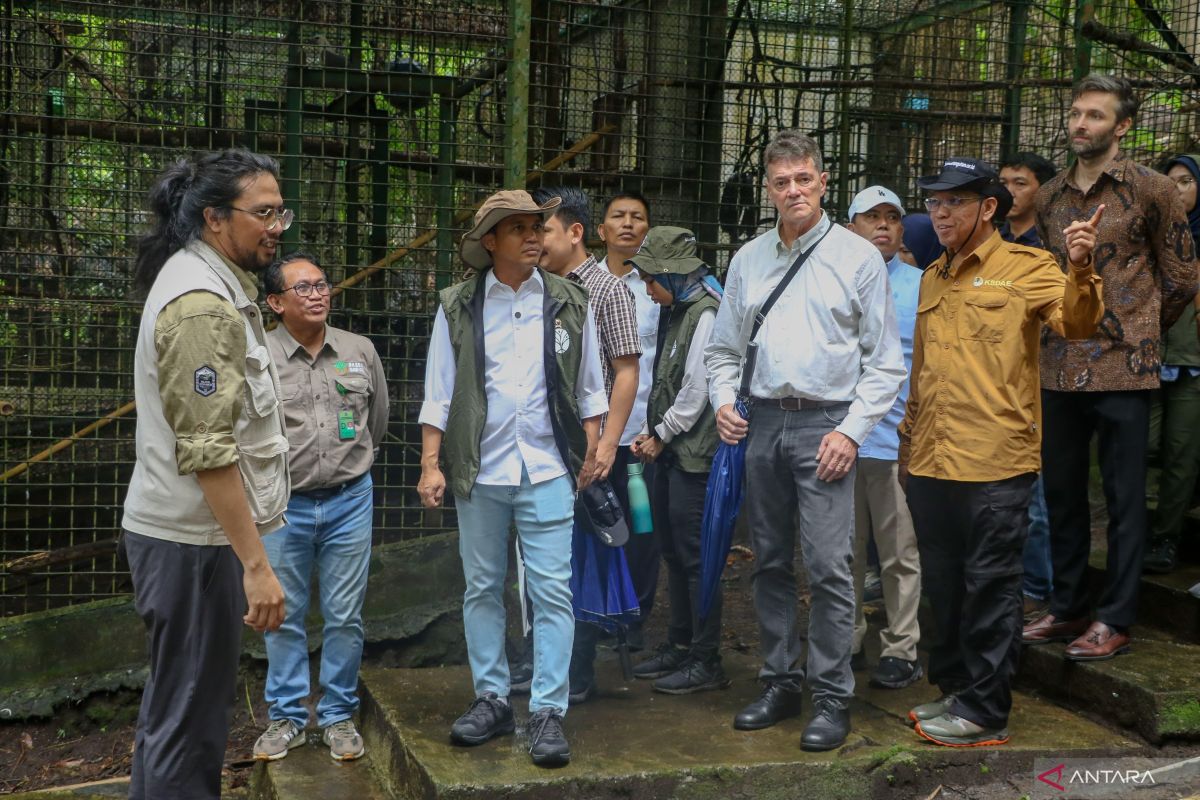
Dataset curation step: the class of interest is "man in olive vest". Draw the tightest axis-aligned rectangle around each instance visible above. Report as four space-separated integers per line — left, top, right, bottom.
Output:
418 190 608 767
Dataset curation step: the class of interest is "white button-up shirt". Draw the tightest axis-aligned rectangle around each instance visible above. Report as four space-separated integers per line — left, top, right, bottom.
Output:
419 268 608 486
601 256 660 446
704 212 905 445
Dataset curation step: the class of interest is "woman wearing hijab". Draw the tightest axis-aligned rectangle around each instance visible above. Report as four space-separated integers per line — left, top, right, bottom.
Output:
1144 155 1200 573
624 226 728 695
899 213 942 270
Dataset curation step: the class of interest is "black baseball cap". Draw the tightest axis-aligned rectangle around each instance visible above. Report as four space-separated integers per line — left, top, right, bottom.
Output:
918 157 1013 218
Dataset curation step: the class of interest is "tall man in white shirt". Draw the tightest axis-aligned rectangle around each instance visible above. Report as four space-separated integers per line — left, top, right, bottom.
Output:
597 192 661 639
417 191 607 768
705 131 905 751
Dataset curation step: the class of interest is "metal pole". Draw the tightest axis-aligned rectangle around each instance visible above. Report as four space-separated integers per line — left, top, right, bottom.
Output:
505 0 531 188
1073 0 1095 82
435 96 460 288
283 18 302 247
1003 0 1030 158
836 0 854 213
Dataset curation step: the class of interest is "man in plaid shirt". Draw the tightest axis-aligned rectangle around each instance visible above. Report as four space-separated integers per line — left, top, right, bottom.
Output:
534 186 642 702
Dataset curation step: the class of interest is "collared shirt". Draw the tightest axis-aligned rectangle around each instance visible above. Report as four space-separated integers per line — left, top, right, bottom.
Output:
418 268 608 486
601 256 660 445
999 220 1043 248
154 255 260 474
565 255 641 398
898 231 1104 481
1036 153 1197 391
705 211 906 445
860 253 922 460
266 323 390 492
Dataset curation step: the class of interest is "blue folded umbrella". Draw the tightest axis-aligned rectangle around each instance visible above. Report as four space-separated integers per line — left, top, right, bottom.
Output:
570 519 641 635
698 398 748 621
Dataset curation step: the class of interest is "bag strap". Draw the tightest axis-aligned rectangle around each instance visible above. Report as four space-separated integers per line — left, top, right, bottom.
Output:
748 223 833 345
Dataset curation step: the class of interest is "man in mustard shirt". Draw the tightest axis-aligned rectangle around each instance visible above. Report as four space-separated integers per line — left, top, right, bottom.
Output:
897 158 1103 748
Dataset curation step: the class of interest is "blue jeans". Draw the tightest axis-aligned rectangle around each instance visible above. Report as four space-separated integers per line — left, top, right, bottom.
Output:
455 468 575 714
262 472 373 729
1022 474 1053 600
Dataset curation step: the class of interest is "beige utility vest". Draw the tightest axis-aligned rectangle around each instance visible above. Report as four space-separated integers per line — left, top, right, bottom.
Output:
122 241 290 545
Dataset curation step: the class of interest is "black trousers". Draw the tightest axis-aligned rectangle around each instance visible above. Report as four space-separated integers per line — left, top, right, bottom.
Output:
124 530 244 800
1041 389 1150 629
652 462 722 661
609 446 660 621
906 473 1034 730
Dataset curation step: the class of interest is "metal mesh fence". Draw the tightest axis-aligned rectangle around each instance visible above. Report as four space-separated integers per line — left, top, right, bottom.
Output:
3 0 1199 614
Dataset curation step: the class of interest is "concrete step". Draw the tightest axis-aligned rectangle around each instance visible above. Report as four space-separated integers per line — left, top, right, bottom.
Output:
257 653 1140 800
1016 629 1200 744
253 735 394 800
1086 551 1200 644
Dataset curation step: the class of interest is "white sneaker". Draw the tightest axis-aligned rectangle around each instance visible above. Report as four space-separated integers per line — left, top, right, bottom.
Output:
253 719 305 760
322 719 365 761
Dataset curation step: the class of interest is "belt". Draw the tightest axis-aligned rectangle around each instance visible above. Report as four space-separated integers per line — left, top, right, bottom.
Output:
295 473 368 501
752 396 847 411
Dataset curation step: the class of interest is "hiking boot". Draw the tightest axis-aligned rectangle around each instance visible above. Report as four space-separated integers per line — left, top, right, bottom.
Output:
916 712 1009 747
449 693 514 746
870 657 923 689
633 642 690 679
527 708 570 767
908 694 956 726
1143 539 1178 574
253 719 305 761
652 658 732 695
322 719 365 761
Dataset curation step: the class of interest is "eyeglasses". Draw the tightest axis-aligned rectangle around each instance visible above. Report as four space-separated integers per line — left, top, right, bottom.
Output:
281 281 330 297
228 205 294 231
1173 177 1197 188
923 196 983 212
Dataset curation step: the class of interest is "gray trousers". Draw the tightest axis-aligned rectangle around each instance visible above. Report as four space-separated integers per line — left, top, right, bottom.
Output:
744 403 856 701
124 530 244 800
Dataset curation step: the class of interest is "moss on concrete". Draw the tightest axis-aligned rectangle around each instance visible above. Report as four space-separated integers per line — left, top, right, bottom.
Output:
1159 698 1200 738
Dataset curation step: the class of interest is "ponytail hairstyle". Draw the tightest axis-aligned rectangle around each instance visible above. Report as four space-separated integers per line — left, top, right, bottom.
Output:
133 149 281 295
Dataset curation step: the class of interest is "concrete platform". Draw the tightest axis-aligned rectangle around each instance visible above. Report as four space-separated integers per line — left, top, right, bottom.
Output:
1017 628 1200 743
254 653 1144 800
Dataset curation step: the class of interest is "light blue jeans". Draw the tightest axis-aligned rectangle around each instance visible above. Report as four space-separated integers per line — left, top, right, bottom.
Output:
262 472 373 729
455 468 575 714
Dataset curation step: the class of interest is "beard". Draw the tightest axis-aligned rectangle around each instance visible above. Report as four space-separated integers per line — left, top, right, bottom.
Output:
1069 124 1119 159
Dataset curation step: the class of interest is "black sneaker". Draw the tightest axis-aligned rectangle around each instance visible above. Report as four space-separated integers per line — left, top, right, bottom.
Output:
510 650 534 695
850 649 866 672
527 708 570 767
1143 539 1178 574
568 671 594 705
652 658 732 695
449 693 514 746
633 642 690 679
869 656 924 689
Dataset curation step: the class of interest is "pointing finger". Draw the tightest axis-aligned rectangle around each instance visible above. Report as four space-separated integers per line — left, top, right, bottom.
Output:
1087 204 1105 228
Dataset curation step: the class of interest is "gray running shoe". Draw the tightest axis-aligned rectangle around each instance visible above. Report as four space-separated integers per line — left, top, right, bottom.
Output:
322 719 365 761
253 719 305 761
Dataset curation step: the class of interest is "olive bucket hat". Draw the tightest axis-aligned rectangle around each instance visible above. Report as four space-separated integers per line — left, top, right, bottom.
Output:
623 226 705 276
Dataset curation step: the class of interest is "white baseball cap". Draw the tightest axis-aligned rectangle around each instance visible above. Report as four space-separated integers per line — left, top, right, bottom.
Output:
848 185 906 219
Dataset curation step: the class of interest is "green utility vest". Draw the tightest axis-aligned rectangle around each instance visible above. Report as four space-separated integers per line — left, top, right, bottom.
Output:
439 269 590 499
647 294 720 474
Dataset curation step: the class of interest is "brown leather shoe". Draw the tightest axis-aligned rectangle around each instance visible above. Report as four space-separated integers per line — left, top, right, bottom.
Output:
1021 613 1090 645
1063 622 1130 662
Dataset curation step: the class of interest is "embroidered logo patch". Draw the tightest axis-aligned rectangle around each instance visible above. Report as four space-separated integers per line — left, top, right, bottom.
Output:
194 366 217 397
555 326 571 354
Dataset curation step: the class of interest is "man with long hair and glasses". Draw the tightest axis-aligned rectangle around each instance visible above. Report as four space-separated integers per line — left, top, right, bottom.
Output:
122 149 290 799
899 157 1103 748
252 252 389 762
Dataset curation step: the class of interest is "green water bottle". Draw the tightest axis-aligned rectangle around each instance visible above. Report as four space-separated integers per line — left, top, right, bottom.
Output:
626 462 654 535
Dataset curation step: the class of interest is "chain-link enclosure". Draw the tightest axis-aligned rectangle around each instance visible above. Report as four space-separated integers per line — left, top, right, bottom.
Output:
3 0 1199 614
